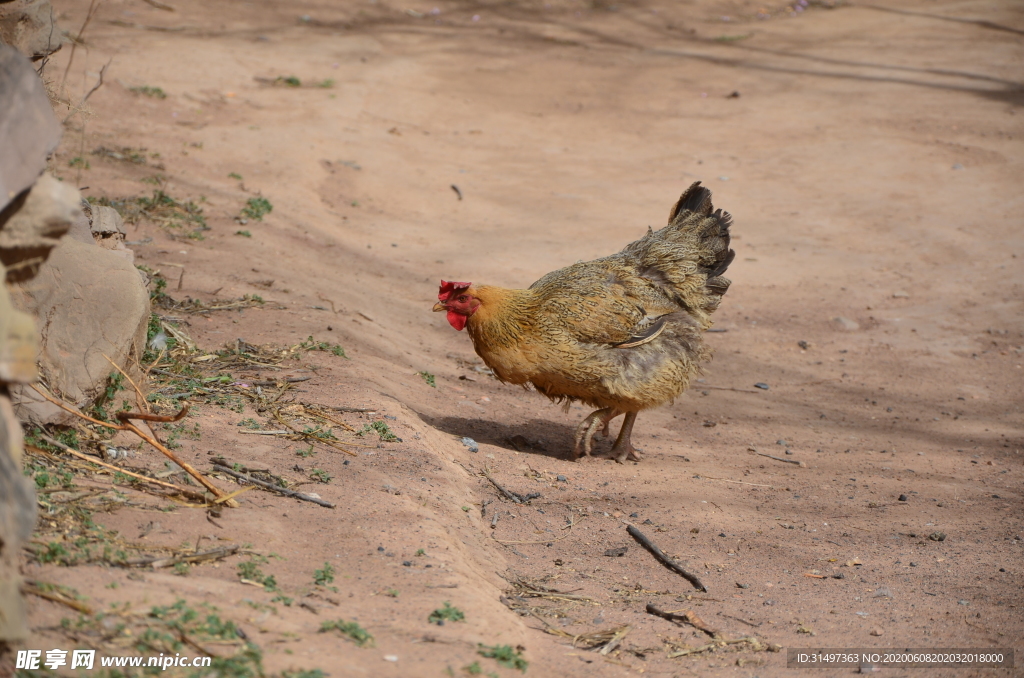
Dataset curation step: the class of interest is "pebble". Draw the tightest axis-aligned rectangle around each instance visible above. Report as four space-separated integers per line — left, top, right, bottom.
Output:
928 531 946 542
777 439 788 446
736 582 750 589
402 561 412 567
556 475 567 482
383 655 398 662
898 494 908 501
958 599 970 606
754 382 770 390
629 512 639 518
460 437 479 452
834 316 860 331
870 628 883 636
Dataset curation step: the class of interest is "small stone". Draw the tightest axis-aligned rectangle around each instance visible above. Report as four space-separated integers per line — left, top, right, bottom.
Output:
642 518 654 525
958 599 969 606
377 546 385 552
785 449 793 455
402 561 412 567
460 437 479 453
777 439 788 446
629 512 638 518
892 291 909 298
763 599 774 606
898 494 908 501
869 628 883 636
928 532 946 542
797 340 810 349
383 655 398 662
754 382 770 390
556 475 567 482
736 582 749 589
718 532 727 538
834 316 860 331
909 562 917 567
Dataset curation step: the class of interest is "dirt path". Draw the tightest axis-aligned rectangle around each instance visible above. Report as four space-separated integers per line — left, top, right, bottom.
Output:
19 0 1023 675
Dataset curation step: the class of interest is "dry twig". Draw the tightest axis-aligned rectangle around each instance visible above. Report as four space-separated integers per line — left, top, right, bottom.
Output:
627 525 706 592
212 463 335 508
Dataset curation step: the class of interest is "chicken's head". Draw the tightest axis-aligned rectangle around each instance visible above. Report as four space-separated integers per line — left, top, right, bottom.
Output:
433 280 479 331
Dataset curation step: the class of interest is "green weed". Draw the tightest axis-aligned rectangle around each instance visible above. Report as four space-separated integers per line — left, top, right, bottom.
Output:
429 602 465 625
357 420 401 442
320 619 374 647
130 85 167 98
240 196 273 221
478 644 528 672
313 562 335 586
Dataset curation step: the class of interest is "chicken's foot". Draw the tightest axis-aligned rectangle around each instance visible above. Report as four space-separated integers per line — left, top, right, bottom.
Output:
574 407 610 458
610 411 641 463
574 408 623 458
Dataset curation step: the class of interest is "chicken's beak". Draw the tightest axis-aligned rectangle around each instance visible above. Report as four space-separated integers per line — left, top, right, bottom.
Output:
432 302 447 312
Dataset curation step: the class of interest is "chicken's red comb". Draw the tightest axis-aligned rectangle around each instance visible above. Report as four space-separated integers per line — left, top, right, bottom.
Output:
438 280 472 301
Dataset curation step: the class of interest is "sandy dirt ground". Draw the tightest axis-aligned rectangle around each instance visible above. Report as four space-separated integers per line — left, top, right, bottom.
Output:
11 0 1024 676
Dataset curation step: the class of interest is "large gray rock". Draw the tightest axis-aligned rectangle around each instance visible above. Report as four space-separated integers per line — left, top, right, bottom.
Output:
0 42 60 208
11 235 151 409
0 0 62 61
0 393 34 642
0 172 79 281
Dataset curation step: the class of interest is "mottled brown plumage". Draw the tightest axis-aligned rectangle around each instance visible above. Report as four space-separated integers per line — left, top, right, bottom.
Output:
434 182 734 462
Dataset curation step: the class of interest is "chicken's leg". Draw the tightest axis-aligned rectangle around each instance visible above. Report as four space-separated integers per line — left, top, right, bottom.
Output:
574 408 622 458
609 411 641 463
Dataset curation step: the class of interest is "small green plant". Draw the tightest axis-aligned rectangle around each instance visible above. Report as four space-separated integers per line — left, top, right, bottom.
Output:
417 371 436 387
282 671 327 678
68 156 90 169
429 602 465 625
237 418 261 429
309 468 332 484
384 588 399 598
235 230 252 237
271 594 294 606
296 444 316 458
282 76 301 87
38 542 71 564
299 335 347 358
313 562 335 586
478 644 527 672
237 557 276 591
415 548 426 556
229 172 243 180
173 562 190 576
302 425 337 441
320 619 374 647
357 420 400 442
463 662 482 675
240 196 273 221
130 85 167 98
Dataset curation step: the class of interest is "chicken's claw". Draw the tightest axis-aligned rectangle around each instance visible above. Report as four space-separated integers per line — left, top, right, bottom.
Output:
573 407 611 459
610 411 640 463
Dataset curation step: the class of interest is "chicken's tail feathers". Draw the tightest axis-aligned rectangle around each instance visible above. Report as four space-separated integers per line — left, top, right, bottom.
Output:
622 182 735 323
668 181 714 222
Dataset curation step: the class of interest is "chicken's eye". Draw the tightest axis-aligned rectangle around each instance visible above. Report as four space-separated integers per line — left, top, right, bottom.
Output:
458 295 468 302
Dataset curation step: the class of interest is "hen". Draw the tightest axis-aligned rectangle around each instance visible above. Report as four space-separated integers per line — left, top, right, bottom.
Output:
432 182 734 462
